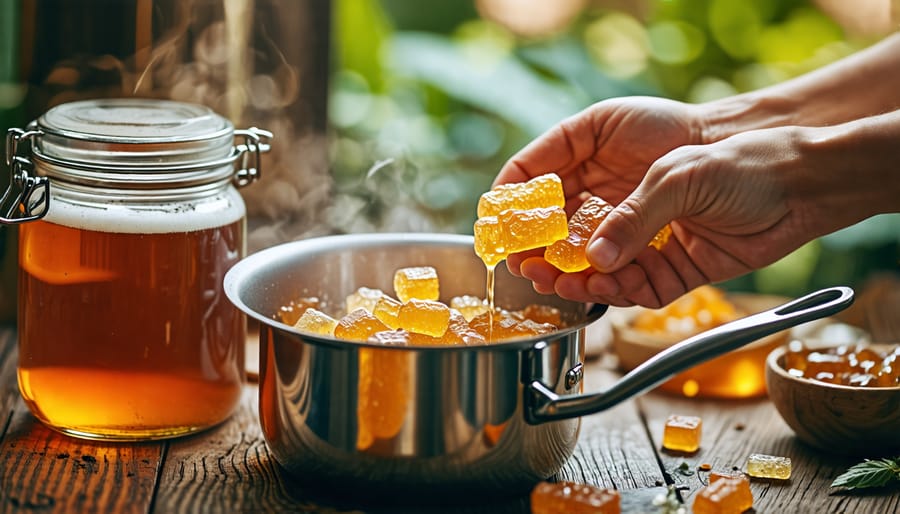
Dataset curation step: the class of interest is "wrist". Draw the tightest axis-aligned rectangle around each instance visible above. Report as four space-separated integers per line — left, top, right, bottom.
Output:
697 91 800 144
792 111 900 233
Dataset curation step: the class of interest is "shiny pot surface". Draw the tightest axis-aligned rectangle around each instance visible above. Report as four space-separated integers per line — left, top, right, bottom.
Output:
224 233 854 498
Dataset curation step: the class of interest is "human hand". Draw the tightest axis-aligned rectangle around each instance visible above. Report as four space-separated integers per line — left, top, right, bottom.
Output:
508 125 822 308
494 96 706 306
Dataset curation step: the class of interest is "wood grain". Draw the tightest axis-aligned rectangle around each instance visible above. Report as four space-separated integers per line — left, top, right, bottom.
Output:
0 397 162 514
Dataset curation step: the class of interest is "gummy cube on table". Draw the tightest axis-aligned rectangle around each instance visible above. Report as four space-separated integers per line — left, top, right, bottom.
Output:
450 295 488 321
477 173 565 218
334 308 390 342
662 414 702 452
693 474 753 514
373 296 402 329
393 266 440 303
346 287 384 314
746 453 791 480
398 299 451 337
545 196 613 272
292 308 338 336
530 481 620 514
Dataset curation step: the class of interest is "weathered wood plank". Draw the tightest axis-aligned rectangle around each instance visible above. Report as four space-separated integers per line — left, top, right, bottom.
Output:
0 330 163 514
555 359 666 492
638 392 900 514
152 387 307 514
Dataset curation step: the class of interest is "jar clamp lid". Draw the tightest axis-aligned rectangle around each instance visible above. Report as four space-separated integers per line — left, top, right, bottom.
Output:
2 98 272 224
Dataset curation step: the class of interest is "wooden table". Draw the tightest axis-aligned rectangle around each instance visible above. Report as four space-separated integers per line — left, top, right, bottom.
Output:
1 279 898 514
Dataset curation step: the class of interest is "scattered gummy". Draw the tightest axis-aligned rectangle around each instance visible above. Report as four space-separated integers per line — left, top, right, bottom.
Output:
530 481 620 514
662 414 702 453
693 474 753 514
746 453 791 480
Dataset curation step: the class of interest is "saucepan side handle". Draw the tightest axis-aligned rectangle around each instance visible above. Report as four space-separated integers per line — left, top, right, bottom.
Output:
524 286 855 424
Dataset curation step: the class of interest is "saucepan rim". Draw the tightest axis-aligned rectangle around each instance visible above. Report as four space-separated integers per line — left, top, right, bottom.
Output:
224 232 608 352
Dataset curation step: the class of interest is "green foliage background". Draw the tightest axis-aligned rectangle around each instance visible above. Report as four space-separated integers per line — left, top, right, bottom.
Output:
327 0 899 298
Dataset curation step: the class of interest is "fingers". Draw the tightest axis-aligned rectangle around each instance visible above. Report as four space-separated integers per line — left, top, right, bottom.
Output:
494 109 599 189
586 159 686 273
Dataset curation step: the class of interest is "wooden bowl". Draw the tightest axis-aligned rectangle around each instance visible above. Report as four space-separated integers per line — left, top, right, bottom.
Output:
610 294 790 398
765 342 900 456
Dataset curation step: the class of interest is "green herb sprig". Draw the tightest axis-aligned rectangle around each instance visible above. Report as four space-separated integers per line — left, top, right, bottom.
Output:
831 457 900 490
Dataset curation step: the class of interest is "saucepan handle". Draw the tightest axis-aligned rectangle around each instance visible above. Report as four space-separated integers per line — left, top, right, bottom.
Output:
524 286 855 424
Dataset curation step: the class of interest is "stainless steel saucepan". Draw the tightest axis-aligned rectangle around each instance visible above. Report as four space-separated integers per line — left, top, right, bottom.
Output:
224 233 853 498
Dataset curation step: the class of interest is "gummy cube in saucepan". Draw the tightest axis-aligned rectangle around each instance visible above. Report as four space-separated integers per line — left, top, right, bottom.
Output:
373 295 402 329
393 266 440 303
662 414 702 452
746 453 791 480
477 173 565 218
346 287 384 314
530 481 620 514
693 474 753 514
450 295 489 321
443 310 487 345
334 308 390 342
292 308 338 336
398 299 451 337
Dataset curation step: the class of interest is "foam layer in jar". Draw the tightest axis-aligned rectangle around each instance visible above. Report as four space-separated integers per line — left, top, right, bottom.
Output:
41 187 246 234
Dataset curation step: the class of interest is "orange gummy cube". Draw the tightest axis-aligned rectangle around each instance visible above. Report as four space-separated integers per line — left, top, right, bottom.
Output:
373 296 402 329
746 453 791 480
367 329 412 346
662 414 702 452
469 311 556 342
520 303 563 326
545 196 613 272
393 266 440 303
474 207 569 267
530 481 620 514
477 173 565 218
398 299 451 337
346 287 384 314
278 296 321 325
693 474 753 514
650 224 672 250
334 308 390 342
292 308 338 336
443 310 487 345
450 295 488 321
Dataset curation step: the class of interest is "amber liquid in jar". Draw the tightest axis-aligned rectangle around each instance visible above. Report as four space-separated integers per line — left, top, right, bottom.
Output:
17 192 246 440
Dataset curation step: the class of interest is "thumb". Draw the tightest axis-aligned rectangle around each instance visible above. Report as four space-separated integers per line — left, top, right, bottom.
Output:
585 176 682 273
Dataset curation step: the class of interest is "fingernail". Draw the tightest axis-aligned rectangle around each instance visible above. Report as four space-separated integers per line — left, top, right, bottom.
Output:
587 237 620 270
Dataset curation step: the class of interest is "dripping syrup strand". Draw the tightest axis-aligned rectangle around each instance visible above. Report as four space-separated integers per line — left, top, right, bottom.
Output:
485 264 495 343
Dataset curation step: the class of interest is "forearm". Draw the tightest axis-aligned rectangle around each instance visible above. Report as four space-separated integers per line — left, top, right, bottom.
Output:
699 32 900 142
791 109 900 237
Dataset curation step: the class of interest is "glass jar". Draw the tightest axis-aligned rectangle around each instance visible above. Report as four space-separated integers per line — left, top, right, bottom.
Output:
3 98 271 440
